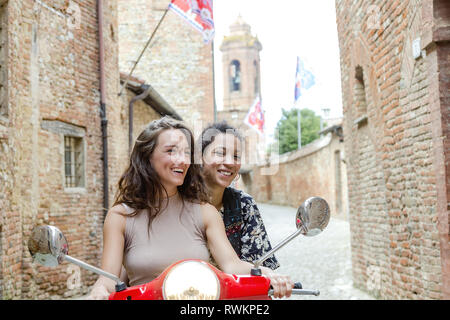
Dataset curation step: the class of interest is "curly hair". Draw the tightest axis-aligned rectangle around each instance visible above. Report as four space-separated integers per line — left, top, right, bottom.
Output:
113 116 209 230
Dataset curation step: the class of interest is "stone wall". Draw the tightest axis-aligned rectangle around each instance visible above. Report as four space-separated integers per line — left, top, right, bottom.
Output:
335 0 449 299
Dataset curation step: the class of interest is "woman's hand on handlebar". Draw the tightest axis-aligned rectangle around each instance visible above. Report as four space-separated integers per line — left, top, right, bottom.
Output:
262 267 295 299
86 276 115 300
86 284 110 300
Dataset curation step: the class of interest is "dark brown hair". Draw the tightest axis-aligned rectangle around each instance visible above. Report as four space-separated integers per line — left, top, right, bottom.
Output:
113 116 208 229
198 120 243 156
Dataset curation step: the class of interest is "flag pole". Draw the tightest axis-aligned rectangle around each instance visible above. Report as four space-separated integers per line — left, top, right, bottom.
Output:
297 107 301 149
119 8 169 96
212 39 217 122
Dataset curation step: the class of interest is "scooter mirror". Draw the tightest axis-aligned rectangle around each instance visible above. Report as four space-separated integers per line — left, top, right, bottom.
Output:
28 225 127 290
296 197 330 237
251 197 330 273
28 225 69 267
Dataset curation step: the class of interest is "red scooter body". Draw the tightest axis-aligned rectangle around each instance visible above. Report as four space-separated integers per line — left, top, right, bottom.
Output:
109 259 271 300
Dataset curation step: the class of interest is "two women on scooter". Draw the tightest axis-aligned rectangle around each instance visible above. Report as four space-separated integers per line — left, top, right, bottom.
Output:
87 116 293 299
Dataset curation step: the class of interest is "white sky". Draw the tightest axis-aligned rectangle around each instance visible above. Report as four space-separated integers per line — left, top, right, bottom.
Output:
212 0 343 140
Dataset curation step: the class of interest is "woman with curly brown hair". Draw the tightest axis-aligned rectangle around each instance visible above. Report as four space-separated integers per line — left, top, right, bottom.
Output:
199 121 280 270
87 116 293 299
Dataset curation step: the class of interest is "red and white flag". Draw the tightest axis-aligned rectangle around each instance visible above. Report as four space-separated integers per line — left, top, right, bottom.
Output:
244 97 265 136
168 0 215 43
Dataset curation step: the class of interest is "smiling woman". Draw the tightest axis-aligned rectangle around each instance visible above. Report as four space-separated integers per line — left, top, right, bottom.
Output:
198 121 280 270
150 129 192 196
114 116 208 229
86 116 293 299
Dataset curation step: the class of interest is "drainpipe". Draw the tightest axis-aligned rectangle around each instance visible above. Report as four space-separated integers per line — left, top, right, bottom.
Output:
128 85 152 154
97 0 108 219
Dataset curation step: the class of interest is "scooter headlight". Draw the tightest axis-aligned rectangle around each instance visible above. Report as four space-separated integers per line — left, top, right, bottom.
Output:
162 260 220 300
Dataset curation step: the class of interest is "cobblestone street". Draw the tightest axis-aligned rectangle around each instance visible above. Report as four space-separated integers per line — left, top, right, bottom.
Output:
258 203 375 300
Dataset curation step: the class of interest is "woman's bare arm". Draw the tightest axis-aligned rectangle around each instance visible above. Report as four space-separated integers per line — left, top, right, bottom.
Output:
201 203 294 298
201 203 249 273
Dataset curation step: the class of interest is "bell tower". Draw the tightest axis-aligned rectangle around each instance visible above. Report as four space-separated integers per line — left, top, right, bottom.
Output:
218 15 262 128
217 16 264 179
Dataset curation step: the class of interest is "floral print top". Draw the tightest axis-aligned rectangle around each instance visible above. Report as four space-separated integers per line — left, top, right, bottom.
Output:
218 189 280 270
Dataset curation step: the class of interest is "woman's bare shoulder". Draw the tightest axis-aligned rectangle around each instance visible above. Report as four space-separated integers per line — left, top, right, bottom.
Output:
198 202 219 214
104 204 127 233
198 202 223 227
109 203 129 215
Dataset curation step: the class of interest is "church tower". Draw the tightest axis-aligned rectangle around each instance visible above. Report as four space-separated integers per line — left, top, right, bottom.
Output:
217 16 264 179
218 15 262 128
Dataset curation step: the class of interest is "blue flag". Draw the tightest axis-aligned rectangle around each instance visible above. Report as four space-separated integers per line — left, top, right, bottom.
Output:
294 57 315 104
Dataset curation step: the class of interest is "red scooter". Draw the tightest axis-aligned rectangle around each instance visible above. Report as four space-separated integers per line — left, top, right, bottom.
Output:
28 197 330 300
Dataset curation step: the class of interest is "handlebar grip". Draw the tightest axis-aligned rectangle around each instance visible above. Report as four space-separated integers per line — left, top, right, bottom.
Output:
269 282 303 290
268 281 320 297
293 282 302 289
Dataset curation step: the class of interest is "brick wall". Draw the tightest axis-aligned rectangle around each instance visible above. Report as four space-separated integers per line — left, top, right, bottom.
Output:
0 0 119 299
0 0 199 299
109 90 161 203
437 40 450 299
241 131 348 221
335 0 449 299
433 0 450 298
0 134 10 300
118 0 214 128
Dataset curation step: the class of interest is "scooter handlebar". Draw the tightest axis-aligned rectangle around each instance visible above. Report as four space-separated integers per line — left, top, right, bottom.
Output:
268 281 320 297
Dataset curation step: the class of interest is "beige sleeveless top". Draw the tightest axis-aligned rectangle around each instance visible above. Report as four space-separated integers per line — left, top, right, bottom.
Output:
121 193 210 286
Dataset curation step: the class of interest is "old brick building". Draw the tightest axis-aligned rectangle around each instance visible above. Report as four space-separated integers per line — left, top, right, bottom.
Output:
0 0 193 299
0 0 119 299
118 0 215 128
335 0 449 299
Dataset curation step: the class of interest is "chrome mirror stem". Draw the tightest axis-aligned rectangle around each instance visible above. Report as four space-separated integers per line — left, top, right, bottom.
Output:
253 227 305 270
64 255 126 291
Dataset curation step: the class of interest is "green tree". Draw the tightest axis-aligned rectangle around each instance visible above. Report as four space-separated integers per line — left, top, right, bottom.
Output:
274 108 324 154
